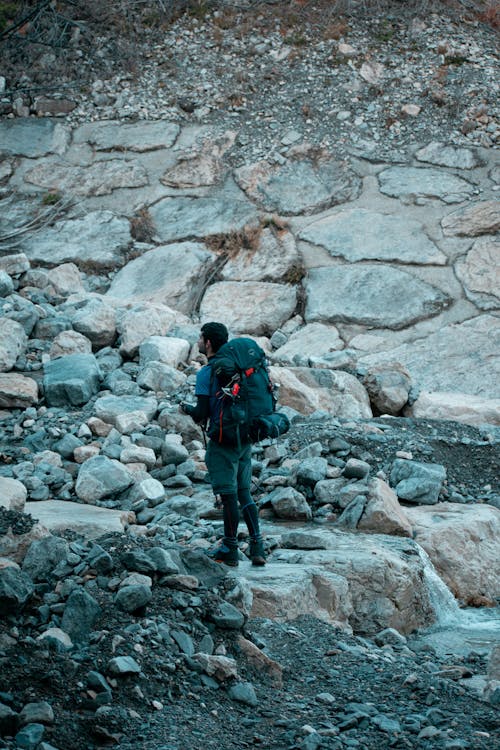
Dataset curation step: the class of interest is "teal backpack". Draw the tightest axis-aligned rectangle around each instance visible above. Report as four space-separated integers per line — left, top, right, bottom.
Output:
207 337 290 446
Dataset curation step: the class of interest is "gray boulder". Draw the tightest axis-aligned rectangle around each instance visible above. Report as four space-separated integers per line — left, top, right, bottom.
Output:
304 265 449 330
60 589 101 643
22 536 69 582
0 566 34 612
390 459 447 505
43 353 101 406
0 318 27 372
75 456 133 503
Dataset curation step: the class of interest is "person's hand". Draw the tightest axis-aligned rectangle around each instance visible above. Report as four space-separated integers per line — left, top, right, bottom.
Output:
180 401 193 415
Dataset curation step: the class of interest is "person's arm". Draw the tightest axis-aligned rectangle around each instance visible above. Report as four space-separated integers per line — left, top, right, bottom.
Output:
181 395 210 424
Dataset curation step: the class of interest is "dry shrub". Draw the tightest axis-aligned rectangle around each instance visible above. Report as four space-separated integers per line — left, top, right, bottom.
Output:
206 225 262 261
130 207 156 243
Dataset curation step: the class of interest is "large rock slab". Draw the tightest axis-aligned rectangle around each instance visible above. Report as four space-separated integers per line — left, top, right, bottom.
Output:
415 142 483 169
43 353 101 406
269 366 372 418
270 323 343 366
241 559 353 631
378 166 475 203
406 503 500 603
24 159 148 197
0 373 38 408
407 390 500 426
304 265 449 329
455 237 500 310
0 118 70 157
299 208 446 264
234 156 361 215
200 281 297 336
149 184 259 243
221 228 301 282
441 200 500 237
25 500 124 539
73 120 179 151
358 315 500 398
107 242 214 313
253 527 435 634
20 211 132 268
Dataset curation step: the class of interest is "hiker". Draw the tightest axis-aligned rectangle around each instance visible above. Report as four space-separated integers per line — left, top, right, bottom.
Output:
181 322 267 567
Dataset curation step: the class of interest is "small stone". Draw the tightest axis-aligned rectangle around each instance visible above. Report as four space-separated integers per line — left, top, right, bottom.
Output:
107 656 141 675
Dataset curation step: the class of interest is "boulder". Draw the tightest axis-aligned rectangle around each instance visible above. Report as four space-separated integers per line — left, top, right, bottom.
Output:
358 479 412 537
441 200 500 237
304 265 449 330
0 318 27 372
0 373 38 408
20 211 132 268
415 142 482 169
270 323 343 366
269 366 371 418
61 589 101 643
455 237 499 310
358 315 499 399
200 282 297 336
46 263 84 297
0 477 27 511
43 353 101 407
116 302 189 357
25 158 148 197
75 456 134 503
93 394 158 427
25 500 124 538
0 253 30 276
406 502 500 602
247 525 434 634
362 363 412 415
299 208 445 264
390 459 446 505
149 184 259 243
234 156 361 215
107 242 215 314
139 336 190 368
137 361 187 393
49 330 92 359
70 298 117 348
22 535 69 582
221 228 301 282
0 565 34 612
0 118 69 157
0 270 14 297
408 391 500 426
73 119 179 152
267 487 312 521
0 524 50 565
378 166 474 203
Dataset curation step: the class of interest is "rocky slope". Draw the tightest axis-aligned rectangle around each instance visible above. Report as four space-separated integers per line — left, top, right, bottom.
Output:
0 2 499 749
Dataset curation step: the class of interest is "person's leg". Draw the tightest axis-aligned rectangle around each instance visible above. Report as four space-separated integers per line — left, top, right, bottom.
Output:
237 443 266 565
205 441 240 565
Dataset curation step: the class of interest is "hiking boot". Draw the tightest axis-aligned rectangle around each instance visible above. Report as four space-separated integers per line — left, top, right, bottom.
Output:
207 543 239 567
249 539 266 566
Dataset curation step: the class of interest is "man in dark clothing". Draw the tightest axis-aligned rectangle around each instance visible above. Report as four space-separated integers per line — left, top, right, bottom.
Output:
181 322 266 567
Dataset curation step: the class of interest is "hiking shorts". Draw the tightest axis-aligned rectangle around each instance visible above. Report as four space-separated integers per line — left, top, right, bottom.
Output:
205 440 252 496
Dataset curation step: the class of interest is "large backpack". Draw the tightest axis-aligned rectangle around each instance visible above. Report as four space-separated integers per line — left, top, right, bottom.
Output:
207 337 290 446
